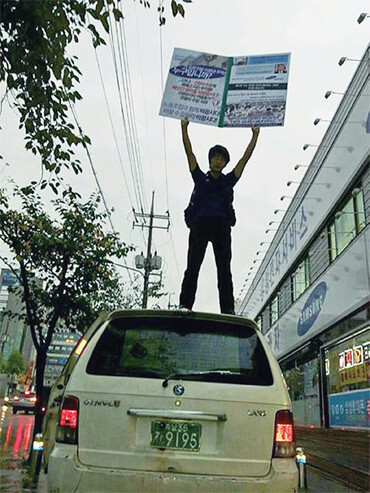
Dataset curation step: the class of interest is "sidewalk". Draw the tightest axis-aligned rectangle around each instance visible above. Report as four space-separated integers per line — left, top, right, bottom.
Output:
295 426 370 491
0 459 47 493
305 466 362 493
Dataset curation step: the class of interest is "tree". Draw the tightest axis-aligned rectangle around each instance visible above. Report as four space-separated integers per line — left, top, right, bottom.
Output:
0 0 191 189
0 185 133 433
0 352 7 373
284 367 304 401
4 349 26 377
117 272 167 309
160 0 192 25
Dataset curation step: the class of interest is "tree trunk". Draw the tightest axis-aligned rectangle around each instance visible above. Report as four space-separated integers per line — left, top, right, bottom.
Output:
33 348 47 437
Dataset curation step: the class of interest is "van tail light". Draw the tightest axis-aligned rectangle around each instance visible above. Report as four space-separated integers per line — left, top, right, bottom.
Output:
273 409 295 458
56 396 79 445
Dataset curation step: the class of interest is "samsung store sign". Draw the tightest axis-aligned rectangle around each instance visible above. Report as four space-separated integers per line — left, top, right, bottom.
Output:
298 281 327 336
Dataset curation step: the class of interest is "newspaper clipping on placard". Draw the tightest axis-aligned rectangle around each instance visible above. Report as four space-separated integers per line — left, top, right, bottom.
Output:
159 48 229 126
159 48 290 128
223 53 290 127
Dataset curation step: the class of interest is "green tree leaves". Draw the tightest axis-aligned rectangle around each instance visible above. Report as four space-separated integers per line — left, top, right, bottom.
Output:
0 0 191 183
0 0 123 181
0 353 7 373
171 1 187 18
4 350 26 377
0 186 132 347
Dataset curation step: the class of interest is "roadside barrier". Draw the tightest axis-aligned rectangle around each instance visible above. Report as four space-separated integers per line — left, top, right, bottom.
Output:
296 446 308 489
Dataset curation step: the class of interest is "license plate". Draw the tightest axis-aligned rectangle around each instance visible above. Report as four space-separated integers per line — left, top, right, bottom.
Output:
150 421 201 451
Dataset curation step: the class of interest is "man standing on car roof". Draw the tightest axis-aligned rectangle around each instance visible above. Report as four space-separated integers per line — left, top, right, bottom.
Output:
179 119 260 314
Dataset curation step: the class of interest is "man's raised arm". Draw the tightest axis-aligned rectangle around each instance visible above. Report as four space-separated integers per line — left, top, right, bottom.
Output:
181 119 197 172
233 126 260 179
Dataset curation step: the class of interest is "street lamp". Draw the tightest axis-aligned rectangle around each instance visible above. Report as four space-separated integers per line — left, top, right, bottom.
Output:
303 143 353 152
280 195 321 202
268 220 286 226
324 91 344 99
338 57 361 66
357 12 369 23
280 196 293 201
294 164 340 172
287 180 330 188
313 118 340 126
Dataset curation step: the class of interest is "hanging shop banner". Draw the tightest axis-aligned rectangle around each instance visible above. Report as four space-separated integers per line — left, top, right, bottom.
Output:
328 389 370 429
159 48 291 127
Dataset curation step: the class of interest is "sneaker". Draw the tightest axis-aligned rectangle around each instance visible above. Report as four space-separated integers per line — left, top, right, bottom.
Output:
178 305 191 311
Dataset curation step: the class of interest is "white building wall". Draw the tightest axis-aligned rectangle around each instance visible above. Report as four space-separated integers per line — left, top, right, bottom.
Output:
264 228 369 359
239 47 370 359
240 76 369 321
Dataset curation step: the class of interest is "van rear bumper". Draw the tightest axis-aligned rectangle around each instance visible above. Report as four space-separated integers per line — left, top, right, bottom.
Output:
48 444 298 493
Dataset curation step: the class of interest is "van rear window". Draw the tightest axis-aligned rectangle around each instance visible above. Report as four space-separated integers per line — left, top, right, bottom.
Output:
86 317 273 386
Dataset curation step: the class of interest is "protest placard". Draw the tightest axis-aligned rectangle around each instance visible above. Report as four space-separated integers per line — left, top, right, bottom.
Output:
159 48 291 128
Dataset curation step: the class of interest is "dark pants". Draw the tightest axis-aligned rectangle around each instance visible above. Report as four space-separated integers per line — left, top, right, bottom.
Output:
179 220 235 314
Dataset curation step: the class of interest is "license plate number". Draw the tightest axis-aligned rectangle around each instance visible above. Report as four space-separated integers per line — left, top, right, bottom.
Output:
150 421 201 451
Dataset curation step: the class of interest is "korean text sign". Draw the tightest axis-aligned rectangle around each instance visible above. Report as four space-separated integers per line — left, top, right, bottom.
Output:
159 48 291 127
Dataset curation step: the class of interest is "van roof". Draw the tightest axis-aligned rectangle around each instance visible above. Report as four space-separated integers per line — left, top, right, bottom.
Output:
105 309 258 328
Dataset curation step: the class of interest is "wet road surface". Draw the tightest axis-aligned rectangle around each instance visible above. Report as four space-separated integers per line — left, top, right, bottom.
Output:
0 404 46 492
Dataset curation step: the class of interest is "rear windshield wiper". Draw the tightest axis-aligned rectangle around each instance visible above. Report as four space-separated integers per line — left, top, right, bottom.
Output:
162 370 240 387
112 368 162 378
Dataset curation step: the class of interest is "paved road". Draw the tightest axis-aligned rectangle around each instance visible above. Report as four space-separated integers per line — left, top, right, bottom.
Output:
0 403 43 492
0 403 364 492
305 467 362 492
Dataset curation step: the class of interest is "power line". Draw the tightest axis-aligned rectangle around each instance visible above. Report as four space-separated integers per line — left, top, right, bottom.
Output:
95 40 151 260
119 21 147 211
93 47 135 210
107 9 148 215
158 1 181 285
158 1 170 212
133 191 170 308
107 21 143 212
133 5 154 193
67 100 133 283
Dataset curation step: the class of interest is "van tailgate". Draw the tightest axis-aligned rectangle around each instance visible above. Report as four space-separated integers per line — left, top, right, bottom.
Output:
76 378 286 477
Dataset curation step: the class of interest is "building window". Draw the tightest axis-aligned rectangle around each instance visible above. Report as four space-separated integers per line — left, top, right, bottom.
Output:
270 295 279 326
329 187 366 262
291 257 310 302
255 315 262 330
324 327 370 429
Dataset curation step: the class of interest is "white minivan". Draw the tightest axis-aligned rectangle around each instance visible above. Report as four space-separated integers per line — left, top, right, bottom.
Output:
47 310 298 492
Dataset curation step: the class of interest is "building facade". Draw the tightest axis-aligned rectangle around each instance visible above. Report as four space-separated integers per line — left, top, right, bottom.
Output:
44 330 80 388
0 288 33 363
238 46 369 430
0 268 31 360
0 268 20 312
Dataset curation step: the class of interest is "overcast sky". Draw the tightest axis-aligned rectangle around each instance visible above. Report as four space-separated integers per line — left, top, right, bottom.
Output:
1 1 369 313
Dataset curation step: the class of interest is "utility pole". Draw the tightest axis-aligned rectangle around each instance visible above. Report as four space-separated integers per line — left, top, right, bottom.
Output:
133 191 170 308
